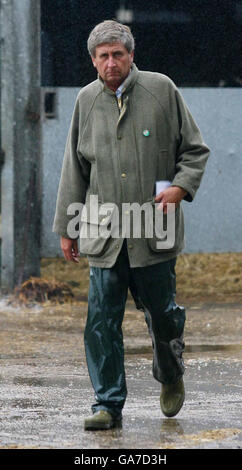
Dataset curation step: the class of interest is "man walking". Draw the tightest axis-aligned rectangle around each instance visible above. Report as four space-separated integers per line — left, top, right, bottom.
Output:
53 20 209 430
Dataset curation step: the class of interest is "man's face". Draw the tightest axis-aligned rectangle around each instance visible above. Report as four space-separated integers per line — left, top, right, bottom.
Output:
91 42 134 91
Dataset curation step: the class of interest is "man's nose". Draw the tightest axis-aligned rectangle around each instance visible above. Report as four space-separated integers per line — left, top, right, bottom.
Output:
107 55 116 67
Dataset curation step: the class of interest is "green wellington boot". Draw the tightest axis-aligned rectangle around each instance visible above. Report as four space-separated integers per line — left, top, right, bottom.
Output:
84 410 122 431
160 378 185 418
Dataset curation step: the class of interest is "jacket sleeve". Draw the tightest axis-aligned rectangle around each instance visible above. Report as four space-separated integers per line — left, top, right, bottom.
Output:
171 87 210 202
52 95 90 238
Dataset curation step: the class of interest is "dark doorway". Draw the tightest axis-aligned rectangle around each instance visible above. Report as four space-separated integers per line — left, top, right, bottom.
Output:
41 0 242 87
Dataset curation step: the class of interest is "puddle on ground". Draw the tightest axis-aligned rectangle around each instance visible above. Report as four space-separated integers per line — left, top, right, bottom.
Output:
155 427 242 449
160 418 184 436
12 376 80 388
10 398 44 409
126 343 242 355
186 344 242 353
182 428 242 443
0 398 46 421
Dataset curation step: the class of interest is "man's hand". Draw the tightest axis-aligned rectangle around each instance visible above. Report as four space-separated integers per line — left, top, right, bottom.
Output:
60 237 80 263
155 186 187 214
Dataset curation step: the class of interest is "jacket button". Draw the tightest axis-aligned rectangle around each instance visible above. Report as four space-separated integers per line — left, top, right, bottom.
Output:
128 244 133 249
121 173 127 178
117 135 122 140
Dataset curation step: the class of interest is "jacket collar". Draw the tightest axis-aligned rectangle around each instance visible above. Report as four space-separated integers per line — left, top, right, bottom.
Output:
98 63 139 95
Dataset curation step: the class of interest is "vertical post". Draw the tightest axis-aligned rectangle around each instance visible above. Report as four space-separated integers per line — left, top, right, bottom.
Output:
0 2 2 269
0 0 42 291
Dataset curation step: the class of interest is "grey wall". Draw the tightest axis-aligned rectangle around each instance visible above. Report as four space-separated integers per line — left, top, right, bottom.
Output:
41 88 79 257
41 87 242 257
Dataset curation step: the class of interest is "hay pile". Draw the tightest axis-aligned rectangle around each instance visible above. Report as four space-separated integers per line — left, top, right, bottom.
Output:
40 252 242 304
41 256 89 301
11 254 241 306
14 277 74 305
176 253 242 302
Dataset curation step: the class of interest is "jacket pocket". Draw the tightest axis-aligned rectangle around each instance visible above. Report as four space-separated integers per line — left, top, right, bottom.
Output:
79 202 118 256
147 202 184 253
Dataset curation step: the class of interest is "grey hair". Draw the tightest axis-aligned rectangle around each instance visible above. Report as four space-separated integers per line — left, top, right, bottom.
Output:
87 20 135 57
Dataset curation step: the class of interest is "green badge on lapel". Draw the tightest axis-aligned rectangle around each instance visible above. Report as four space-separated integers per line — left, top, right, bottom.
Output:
143 129 150 137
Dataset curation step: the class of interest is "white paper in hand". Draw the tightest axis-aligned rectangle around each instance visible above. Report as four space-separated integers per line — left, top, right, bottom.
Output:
155 180 171 196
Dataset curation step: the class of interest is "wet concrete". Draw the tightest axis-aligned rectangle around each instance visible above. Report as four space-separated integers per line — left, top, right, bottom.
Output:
0 299 241 449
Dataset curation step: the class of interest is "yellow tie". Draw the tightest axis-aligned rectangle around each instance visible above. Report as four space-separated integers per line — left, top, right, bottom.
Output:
117 96 122 111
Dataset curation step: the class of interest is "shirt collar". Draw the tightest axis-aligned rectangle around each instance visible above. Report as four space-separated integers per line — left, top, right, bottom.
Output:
116 81 126 99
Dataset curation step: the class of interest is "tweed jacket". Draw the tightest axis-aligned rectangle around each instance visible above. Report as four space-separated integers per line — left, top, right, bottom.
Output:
53 64 209 267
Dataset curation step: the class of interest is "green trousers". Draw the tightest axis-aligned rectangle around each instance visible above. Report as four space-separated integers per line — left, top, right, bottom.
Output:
84 240 185 418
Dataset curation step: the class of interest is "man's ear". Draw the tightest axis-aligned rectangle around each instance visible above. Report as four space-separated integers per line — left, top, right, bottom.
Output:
130 50 134 64
91 56 97 68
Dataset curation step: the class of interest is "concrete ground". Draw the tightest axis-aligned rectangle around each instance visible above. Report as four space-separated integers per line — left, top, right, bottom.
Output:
0 298 241 449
